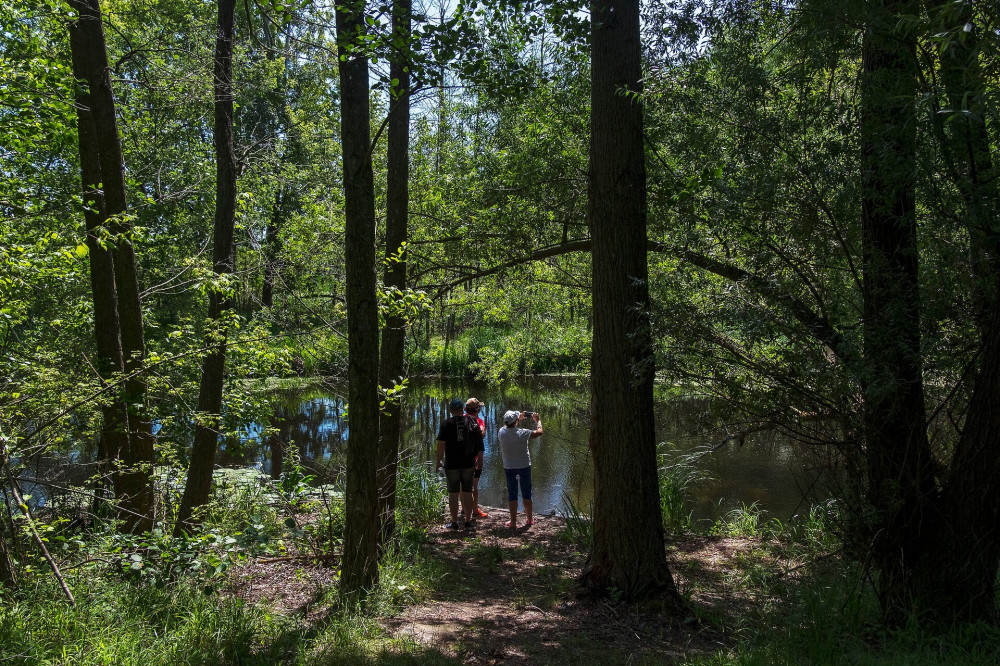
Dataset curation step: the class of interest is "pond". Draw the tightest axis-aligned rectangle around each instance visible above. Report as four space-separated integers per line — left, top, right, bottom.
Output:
224 376 836 527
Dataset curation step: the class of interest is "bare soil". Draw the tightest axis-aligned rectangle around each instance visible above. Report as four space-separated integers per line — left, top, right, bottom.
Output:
228 506 799 664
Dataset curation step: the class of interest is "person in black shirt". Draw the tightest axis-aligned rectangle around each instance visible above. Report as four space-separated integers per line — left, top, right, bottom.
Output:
435 398 485 529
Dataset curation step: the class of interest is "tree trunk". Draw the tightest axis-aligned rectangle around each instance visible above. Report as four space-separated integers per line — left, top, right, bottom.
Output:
69 0 152 532
376 0 411 552
262 187 283 309
907 1 1000 623
175 0 238 534
858 0 936 621
577 0 680 603
928 0 1000 330
336 0 381 599
441 311 453 374
0 529 15 588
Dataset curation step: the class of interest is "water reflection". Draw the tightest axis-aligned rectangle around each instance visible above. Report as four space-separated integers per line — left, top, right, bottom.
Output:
239 377 835 525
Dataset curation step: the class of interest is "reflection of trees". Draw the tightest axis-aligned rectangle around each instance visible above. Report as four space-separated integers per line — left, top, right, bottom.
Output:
240 378 823 521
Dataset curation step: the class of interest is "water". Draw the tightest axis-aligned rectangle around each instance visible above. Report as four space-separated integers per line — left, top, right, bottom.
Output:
229 377 836 526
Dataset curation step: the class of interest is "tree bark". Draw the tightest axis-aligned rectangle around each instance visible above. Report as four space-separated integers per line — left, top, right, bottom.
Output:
69 0 152 532
336 0 381 598
376 0 411 552
908 0 1000 623
577 0 680 603
175 0 238 534
858 0 936 621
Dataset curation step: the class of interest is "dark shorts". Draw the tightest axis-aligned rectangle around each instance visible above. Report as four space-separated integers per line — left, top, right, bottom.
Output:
504 466 532 502
474 467 483 479
445 467 474 493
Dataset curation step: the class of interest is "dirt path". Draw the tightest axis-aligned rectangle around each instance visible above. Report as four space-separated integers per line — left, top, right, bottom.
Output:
227 506 789 664
381 506 750 665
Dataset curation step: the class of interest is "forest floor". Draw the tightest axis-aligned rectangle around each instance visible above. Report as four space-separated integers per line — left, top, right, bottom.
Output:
228 506 808 664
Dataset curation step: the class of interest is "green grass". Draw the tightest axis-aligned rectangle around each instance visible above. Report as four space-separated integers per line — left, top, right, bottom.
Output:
0 523 455 666
0 577 303 665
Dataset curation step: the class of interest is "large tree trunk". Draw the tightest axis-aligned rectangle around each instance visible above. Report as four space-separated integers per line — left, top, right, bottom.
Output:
175 0 238 534
577 0 680 603
336 0 381 598
376 0 411 552
928 0 1000 329
69 0 152 532
858 0 937 622
907 1 1000 623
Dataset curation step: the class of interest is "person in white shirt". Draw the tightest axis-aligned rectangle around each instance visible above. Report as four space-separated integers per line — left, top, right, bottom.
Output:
497 410 543 529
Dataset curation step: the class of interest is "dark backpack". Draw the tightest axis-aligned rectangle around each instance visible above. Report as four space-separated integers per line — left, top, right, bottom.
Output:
457 414 481 463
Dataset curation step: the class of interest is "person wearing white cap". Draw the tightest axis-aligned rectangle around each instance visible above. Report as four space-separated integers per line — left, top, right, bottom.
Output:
498 409 543 529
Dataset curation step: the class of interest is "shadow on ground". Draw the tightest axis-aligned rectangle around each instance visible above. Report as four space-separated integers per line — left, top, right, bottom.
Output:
378 507 768 665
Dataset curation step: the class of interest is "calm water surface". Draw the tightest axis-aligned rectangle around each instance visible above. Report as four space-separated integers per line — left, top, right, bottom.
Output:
229 377 835 526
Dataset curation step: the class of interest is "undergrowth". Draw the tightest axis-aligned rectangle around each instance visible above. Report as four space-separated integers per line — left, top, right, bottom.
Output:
0 457 451 665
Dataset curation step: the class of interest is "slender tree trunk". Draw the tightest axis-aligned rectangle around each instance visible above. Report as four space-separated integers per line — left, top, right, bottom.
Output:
441 311 453 374
577 0 680 603
376 0 411 551
0 459 18 588
175 0 238 534
262 187 283 308
69 0 153 532
858 0 936 622
0 529 15 588
336 0 380 598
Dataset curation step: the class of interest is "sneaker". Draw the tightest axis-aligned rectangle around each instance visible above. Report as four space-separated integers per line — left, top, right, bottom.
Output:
505 520 516 529
446 521 460 530
464 521 473 529
475 508 489 518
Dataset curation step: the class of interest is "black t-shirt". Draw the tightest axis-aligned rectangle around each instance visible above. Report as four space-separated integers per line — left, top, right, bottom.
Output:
437 414 485 470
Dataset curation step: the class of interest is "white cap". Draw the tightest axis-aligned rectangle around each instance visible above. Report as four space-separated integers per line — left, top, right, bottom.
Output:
503 410 520 426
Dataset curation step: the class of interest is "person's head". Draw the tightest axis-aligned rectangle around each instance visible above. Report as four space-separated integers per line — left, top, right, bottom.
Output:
503 410 520 427
448 398 465 415
465 397 482 415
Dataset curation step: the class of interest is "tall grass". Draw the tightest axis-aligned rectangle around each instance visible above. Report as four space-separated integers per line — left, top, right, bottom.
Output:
560 493 593 549
394 460 444 527
658 446 709 534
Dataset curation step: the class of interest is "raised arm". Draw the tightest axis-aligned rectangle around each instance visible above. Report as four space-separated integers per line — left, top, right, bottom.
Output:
528 412 543 439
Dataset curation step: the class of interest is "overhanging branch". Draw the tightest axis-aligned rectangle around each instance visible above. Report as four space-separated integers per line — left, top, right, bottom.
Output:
429 237 855 365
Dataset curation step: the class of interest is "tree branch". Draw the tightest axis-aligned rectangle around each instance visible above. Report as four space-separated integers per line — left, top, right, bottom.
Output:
430 238 856 366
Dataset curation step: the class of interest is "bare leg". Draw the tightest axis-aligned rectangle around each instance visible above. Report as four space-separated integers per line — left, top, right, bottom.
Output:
525 499 533 525
472 476 481 513
508 500 518 528
448 492 459 524
460 491 473 524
